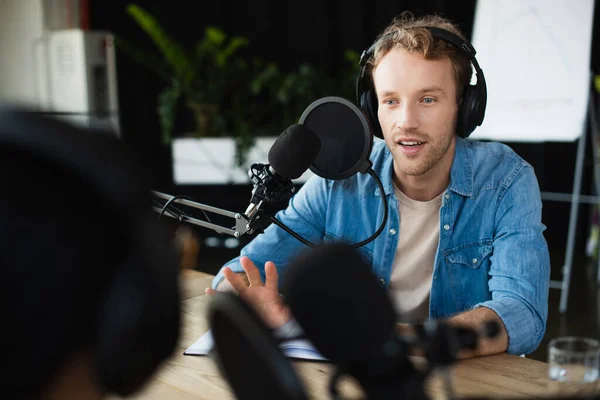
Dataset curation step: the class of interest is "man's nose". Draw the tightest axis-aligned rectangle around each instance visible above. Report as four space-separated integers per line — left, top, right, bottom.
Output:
395 103 420 131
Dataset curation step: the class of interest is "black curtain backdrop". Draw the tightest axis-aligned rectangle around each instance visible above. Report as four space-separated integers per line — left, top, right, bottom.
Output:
90 0 599 252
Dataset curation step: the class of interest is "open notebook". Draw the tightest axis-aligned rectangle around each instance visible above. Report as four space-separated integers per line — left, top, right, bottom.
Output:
184 329 328 361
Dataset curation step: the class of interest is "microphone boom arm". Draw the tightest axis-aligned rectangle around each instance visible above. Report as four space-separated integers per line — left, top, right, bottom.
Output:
152 191 253 237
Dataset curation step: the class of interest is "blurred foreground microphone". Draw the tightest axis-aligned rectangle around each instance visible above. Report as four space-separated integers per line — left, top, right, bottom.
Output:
209 292 308 400
282 243 501 399
282 243 428 400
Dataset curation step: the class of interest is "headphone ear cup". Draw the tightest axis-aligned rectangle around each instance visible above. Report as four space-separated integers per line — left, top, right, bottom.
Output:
95 217 181 396
360 89 383 139
456 85 480 138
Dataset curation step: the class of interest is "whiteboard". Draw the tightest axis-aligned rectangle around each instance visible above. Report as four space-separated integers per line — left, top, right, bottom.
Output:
469 0 595 142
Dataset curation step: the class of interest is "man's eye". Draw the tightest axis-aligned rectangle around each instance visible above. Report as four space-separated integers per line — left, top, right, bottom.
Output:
422 98 436 104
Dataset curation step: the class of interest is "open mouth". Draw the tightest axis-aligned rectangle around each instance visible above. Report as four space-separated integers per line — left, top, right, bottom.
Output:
399 141 425 147
397 140 426 155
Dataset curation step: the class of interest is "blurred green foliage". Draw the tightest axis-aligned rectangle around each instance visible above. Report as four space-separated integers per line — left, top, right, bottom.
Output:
119 3 360 166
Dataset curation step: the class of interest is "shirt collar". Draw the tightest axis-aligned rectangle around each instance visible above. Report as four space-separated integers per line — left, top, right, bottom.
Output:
448 137 474 197
375 141 396 196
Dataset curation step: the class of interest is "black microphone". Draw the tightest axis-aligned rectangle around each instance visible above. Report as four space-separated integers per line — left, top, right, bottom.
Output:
245 124 320 232
268 123 322 180
151 124 322 239
153 100 387 248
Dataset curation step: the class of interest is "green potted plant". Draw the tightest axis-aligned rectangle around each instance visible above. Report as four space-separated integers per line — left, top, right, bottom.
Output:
119 4 283 170
263 51 360 125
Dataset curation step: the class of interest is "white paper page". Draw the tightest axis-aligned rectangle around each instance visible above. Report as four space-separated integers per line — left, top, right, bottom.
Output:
184 329 216 355
184 329 328 361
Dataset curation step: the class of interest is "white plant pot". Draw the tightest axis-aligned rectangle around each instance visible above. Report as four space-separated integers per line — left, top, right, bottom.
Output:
172 137 315 185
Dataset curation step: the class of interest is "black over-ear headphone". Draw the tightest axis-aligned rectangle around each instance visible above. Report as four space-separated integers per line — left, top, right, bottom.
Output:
0 104 181 396
356 26 487 139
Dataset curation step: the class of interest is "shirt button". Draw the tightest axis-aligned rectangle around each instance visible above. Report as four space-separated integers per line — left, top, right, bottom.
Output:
389 228 397 235
472 258 478 264
380 278 386 285
443 224 450 230
433 275 437 280
444 194 450 199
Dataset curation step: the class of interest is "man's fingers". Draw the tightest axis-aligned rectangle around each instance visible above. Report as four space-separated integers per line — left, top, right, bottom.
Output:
205 287 217 296
223 267 249 294
240 256 263 286
264 261 279 291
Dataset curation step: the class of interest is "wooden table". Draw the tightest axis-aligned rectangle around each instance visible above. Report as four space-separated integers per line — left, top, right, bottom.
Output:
111 270 600 399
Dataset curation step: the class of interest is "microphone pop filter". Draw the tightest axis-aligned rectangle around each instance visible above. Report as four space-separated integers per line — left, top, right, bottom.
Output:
299 97 373 180
208 292 308 400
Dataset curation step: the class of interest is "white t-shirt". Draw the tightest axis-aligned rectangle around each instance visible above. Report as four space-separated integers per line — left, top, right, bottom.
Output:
389 187 443 323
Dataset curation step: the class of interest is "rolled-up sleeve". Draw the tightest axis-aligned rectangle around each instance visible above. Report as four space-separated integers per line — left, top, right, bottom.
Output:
475 164 550 355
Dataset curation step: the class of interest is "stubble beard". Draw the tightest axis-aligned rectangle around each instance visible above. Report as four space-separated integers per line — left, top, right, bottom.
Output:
393 129 455 177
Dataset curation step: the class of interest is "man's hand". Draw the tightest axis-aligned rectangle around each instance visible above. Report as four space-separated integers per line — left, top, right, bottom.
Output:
205 256 292 329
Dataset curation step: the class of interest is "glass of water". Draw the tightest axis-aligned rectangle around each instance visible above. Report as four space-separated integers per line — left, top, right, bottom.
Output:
548 336 600 382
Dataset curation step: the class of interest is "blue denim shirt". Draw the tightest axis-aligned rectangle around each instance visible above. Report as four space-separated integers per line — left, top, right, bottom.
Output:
213 137 550 355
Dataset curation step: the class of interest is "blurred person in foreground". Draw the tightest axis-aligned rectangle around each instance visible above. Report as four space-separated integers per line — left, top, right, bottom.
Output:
1 105 181 399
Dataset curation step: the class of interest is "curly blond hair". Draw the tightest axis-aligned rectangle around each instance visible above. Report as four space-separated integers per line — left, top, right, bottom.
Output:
367 11 473 101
